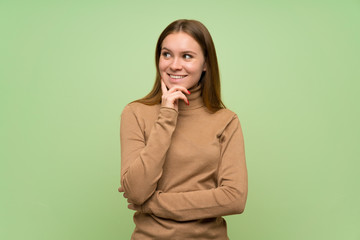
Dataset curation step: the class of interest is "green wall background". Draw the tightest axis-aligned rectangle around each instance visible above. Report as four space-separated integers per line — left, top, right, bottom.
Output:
1 0 359 239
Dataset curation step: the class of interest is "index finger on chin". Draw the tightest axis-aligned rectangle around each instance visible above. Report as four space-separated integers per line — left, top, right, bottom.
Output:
168 86 190 95
161 80 168 94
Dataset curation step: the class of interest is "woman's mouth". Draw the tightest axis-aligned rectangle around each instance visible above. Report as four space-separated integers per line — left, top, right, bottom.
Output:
168 73 187 79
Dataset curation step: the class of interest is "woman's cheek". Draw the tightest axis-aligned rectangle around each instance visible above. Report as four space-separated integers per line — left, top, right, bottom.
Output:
158 59 167 72
186 62 202 74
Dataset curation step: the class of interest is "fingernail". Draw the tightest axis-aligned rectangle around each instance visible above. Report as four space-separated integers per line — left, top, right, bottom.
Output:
187 100 189 105
188 90 191 94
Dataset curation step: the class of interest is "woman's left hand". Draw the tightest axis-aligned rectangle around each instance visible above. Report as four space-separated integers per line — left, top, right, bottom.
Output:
118 186 141 211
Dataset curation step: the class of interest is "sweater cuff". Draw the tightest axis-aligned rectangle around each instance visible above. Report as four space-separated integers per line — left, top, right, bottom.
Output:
141 190 160 214
141 200 152 214
158 107 178 126
159 106 179 115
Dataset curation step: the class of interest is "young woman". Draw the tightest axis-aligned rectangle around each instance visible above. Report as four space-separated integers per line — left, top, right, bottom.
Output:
118 19 248 239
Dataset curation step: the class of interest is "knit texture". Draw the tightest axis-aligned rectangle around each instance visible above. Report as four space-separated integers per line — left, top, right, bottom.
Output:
120 84 248 239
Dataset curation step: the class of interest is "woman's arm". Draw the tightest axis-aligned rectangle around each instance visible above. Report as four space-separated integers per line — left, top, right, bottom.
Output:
139 115 248 221
120 105 178 205
120 82 190 205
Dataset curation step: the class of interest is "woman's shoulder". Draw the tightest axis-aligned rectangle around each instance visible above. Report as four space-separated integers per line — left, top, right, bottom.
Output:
121 101 160 118
211 107 239 122
211 108 244 136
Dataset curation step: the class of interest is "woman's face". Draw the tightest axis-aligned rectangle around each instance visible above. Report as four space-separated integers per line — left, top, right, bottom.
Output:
159 32 206 90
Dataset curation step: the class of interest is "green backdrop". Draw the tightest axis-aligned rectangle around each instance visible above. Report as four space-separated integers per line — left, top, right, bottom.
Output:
1 0 359 239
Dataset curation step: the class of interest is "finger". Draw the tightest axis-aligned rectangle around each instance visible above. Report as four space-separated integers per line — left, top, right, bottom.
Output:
118 186 124 192
123 192 128 198
167 91 189 105
161 80 168 94
168 86 191 95
180 95 189 105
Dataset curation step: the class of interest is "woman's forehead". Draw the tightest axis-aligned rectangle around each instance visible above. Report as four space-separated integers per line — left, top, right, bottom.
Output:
162 32 202 52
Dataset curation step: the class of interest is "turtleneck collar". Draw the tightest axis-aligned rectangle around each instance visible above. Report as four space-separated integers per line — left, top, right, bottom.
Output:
178 83 204 111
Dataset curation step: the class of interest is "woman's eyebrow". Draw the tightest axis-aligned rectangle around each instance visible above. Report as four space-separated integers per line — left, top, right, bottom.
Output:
161 47 197 55
182 50 197 55
161 47 172 52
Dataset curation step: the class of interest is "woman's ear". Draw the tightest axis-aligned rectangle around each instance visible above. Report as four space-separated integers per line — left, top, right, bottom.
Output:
203 62 207 71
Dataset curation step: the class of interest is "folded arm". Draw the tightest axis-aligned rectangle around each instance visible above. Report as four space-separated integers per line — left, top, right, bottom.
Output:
141 115 248 221
120 105 178 205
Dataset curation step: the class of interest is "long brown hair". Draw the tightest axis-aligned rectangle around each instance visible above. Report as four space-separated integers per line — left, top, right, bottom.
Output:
135 19 225 112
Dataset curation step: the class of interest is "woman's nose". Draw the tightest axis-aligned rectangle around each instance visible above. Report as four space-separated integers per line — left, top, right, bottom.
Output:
170 57 182 71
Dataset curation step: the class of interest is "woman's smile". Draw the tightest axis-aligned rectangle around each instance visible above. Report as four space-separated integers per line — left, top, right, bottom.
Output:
169 74 187 79
168 73 188 81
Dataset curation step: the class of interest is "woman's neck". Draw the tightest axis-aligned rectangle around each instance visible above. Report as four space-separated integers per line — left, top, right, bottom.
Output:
178 83 204 111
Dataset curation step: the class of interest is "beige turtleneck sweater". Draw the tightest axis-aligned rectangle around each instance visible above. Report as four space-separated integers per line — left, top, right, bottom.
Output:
120 84 248 240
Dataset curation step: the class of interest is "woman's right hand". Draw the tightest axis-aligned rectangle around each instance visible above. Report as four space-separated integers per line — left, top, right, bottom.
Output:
161 80 190 111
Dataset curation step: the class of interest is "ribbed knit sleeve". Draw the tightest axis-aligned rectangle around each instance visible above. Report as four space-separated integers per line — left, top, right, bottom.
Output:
141 115 248 221
120 105 178 205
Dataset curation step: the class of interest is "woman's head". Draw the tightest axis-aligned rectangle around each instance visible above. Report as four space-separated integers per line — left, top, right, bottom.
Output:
158 31 206 90
137 19 225 112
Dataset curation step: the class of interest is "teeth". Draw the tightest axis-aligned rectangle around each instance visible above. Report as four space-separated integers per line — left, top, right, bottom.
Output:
170 75 186 79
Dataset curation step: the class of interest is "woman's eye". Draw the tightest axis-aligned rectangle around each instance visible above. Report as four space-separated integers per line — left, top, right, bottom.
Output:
162 52 171 58
184 54 192 59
